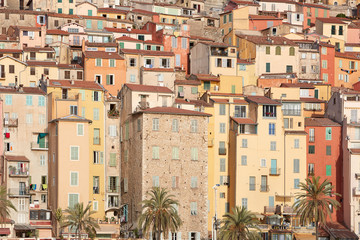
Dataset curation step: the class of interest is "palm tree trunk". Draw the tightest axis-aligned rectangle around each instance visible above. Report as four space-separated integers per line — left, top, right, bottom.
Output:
315 221 318 240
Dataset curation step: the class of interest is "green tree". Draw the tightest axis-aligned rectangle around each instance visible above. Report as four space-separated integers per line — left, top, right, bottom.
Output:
62 203 99 240
0 186 16 223
293 176 341 240
138 187 182 240
336 13 346 18
53 208 64 237
219 206 260 240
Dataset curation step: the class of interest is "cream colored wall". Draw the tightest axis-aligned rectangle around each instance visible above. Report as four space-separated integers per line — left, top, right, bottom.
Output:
322 23 347 42
76 3 98 16
236 63 257 88
141 71 176 90
270 87 300 100
209 56 237 76
219 75 244 94
130 90 174 113
323 37 345 52
0 57 26 86
233 7 250 30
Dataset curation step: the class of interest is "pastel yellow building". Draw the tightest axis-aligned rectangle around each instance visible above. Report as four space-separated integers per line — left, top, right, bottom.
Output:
47 80 106 224
219 7 250 38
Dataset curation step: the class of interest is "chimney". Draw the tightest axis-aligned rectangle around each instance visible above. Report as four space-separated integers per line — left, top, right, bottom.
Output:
70 80 75 85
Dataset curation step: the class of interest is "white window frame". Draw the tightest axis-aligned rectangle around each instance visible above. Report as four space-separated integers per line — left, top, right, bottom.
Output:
77 123 84 136
70 171 79 186
70 146 79 161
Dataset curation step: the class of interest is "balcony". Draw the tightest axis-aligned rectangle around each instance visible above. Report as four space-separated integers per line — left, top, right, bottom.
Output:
107 186 120 194
53 92 79 101
4 118 18 127
108 201 119 208
309 136 315 142
260 185 270 192
264 206 275 214
139 101 149 110
354 187 360 196
219 148 226 155
69 39 81 46
269 168 281 176
211 48 228 56
8 188 30 197
107 109 119 119
8 166 29 177
93 137 101 145
282 109 301 116
283 206 294 215
31 142 48 150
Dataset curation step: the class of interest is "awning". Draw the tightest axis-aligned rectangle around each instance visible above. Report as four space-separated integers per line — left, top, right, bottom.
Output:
14 224 36 231
37 133 48 143
96 224 119 234
0 228 10 235
294 233 315 240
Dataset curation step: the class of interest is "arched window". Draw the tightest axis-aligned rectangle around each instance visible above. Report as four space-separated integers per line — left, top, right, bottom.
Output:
289 47 295 56
275 46 281 55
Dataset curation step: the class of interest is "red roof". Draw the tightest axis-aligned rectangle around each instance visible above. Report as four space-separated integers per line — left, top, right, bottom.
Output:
23 47 54 52
48 80 103 90
46 29 69 35
211 98 229 103
305 118 340 127
104 27 151 34
188 74 220 82
249 15 282 20
84 51 124 60
190 35 214 41
280 83 315 89
300 97 325 103
231 117 257 125
335 51 360 60
237 35 297 46
0 87 45 95
0 228 10 235
0 49 22 53
246 96 281 105
174 80 201 85
116 36 143 42
98 8 129 14
230 0 259 6
132 8 159 15
120 49 174 56
144 40 163 45
5 155 29 162
140 107 212 116
233 99 248 104
143 68 174 72
125 83 173 93
316 17 345 24
26 61 57 66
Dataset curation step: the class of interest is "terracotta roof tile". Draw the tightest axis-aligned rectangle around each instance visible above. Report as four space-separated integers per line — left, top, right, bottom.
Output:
48 80 103 90
188 74 220 82
46 29 70 35
231 117 257 124
190 35 214 41
210 98 229 103
233 99 248 104
26 61 57 66
230 0 259 6
335 51 360 60
120 49 174 56
246 96 281 105
11 26 41 31
140 107 212 116
174 99 212 107
57 64 83 69
144 40 163 45
316 17 345 24
210 92 244 97
0 87 45 94
143 68 174 72
280 83 315 89
23 47 55 52
98 8 129 14
132 9 159 15
85 42 118 47
249 14 282 20
295 2 330 9
5 155 29 162
300 97 325 103
0 49 22 53
174 80 201 85
237 35 297 46
104 27 151 34
305 118 340 127
116 36 143 42
84 51 124 59
125 83 173 93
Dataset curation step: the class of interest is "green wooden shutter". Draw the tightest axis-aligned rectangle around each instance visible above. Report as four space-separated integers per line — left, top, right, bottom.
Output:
100 152 104 164
136 44 141 49
120 42 124 49
326 165 331 176
106 75 110 85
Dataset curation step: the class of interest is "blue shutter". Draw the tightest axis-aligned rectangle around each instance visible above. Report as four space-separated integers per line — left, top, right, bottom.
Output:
269 196 274 207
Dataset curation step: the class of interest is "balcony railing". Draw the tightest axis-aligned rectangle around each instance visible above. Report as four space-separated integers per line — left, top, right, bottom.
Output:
107 186 120 193
260 185 270 192
9 167 29 177
269 168 281 176
264 206 275 214
93 137 100 145
108 110 119 118
282 109 301 116
93 187 99 194
4 118 18 127
219 148 226 155
309 136 315 142
31 142 49 150
108 201 119 208
8 188 30 196
53 92 79 100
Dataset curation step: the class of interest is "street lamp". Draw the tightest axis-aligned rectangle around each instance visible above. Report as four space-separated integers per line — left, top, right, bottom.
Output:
212 184 220 240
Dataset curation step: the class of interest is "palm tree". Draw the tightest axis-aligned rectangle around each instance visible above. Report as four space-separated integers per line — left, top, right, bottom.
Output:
62 203 99 240
219 206 260 240
138 187 182 240
0 186 16 223
293 176 341 240
53 208 64 237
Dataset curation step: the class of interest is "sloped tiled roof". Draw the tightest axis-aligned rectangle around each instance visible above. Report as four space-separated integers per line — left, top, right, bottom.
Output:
231 117 257 125
104 27 151 34
5 155 29 162
48 80 103 90
84 51 124 59
305 118 340 127
46 29 70 35
280 83 315 89
237 35 297 46
140 107 212 116
316 17 345 24
125 83 173 93
120 49 174 56
26 61 57 66
116 36 143 42
246 96 281 105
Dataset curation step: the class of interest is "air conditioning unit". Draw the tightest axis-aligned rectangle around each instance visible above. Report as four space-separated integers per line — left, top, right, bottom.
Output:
159 82 164 86
4 120 8 125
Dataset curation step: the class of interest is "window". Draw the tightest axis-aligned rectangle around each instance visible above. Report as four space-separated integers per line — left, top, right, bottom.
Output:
190 202 197 215
261 158 266 167
9 65 14 74
204 81 210 90
70 172 78 186
172 119 179 132
270 141 276 151
77 71 83 80
172 147 179 160
152 176 159 187
322 47 327 55
58 8 62 13
70 105 78 115
130 58 136 67
263 105 276 117
171 36 177 48
234 106 246 118
70 146 79 160
26 114 33 124
309 128 315 142
249 176 255 191
93 151 100 164
308 145 315 154
109 125 117 137
109 153 116 167
26 96 33 105
269 123 275 135
5 95 12 105
181 38 187 49
191 120 198 133
241 155 247 165
266 46 270 54
326 145 331 155
68 194 79 208
172 176 179 188
160 58 170 68
294 139 299 149
223 15 227 24
289 47 295 56
242 198 247 209
109 59 115 67
294 179 300 189
286 65 293 73
322 60 327 69
191 147 198 161
219 104 226 115
242 139 248 148
97 20 103 30
339 26 343 35
191 87 198 94
308 163 314 175
191 176 198 188
220 158 226 172
293 159 299 173
220 123 226 133
77 123 84 136
275 46 281 55
40 155 46 166
153 118 159 131
93 108 99 120
130 74 136 83
326 165 332 176
325 127 332 140
95 58 102 67
93 176 99 194
152 146 160 159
